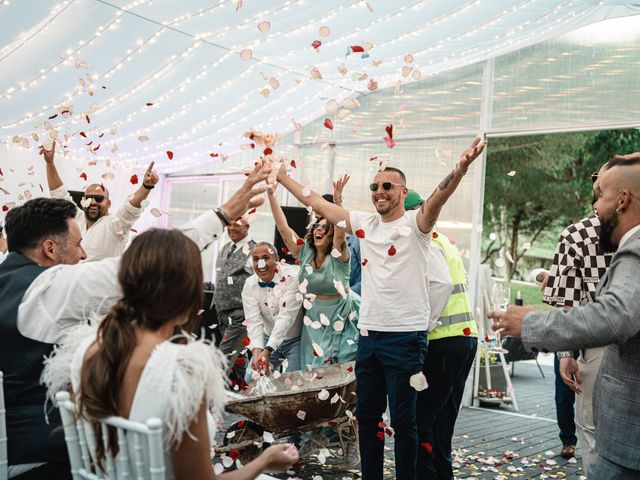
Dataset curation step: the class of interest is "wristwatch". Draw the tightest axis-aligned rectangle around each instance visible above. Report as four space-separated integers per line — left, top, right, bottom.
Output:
557 351 573 359
264 346 275 354
142 183 155 190
214 208 231 227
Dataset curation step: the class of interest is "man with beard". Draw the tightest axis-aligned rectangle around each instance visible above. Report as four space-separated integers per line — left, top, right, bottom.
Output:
40 142 159 261
489 154 640 480
275 138 486 480
542 163 612 472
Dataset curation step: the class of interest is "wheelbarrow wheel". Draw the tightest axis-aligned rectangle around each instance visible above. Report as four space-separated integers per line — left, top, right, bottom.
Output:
222 420 265 446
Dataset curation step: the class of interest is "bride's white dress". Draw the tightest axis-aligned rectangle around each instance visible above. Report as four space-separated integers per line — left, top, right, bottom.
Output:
42 326 226 480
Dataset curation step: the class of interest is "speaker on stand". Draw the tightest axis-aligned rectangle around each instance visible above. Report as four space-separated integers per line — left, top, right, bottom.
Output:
273 206 310 264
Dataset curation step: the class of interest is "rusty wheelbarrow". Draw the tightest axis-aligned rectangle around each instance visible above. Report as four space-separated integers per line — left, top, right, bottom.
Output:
217 361 357 463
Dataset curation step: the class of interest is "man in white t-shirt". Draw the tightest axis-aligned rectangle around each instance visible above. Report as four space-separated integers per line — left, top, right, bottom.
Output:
276 138 486 480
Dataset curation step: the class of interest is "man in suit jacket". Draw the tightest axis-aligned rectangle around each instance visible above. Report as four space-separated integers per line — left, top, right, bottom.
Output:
214 216 255 386
490 155 640 479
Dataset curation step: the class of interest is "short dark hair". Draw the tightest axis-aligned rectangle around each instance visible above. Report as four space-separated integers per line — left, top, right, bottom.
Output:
5 197 78 254
322 193 334 203
380 167 407 185
606 156 640 170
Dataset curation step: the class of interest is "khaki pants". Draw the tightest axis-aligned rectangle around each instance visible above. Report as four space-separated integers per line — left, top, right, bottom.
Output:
576 346 604 476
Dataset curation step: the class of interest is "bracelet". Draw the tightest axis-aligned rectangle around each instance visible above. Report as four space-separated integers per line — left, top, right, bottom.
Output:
214 208 231 227
556 351 574 359
264 346 275 354
142 183 155 190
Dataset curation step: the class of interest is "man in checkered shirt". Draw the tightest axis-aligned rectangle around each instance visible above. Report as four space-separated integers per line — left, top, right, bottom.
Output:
543 165 612 474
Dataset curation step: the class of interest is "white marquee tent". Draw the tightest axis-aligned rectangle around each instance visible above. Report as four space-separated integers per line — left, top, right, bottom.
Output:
1 0 639 304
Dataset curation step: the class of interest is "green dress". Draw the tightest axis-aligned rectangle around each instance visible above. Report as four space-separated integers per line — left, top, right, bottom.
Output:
295 243 360 369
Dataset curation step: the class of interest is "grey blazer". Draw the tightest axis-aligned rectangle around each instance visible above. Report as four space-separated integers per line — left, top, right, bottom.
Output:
522 228 640 471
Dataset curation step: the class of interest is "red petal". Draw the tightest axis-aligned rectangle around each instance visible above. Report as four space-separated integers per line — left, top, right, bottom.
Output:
48 114 58 120
432 232 439 238
355 229 365 238
79 173 87 180
210 153 219 157
290 159 297 168
281 247 288 254
361 258 368 267
241 336 251 347
323 356 334 363
2 205 9 212
130 174 139 185
263 147 273 156
385 427 394 437
247 207 257 214
350 46 365 53
229 449 240 460
98 133 104 138
383 136 396 149
463 327 472 336
79 132 87 138
237 420 246 427
346 366 353 372
377 421 386 428
385 124 393 139
311 40 321 49
323 118 334 130
166 150 174 160
86 115 90 124
376 432 385 441
235 357 246 365
421 442 433 453
146 102 153 106
313 349 319 357
485 335 490 343
388 245 397 256
296 238 304 245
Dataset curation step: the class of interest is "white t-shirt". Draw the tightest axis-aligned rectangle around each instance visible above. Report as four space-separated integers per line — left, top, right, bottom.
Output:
350 209 432 332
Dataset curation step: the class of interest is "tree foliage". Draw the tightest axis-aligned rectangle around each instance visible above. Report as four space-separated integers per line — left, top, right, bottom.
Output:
483 129 640 280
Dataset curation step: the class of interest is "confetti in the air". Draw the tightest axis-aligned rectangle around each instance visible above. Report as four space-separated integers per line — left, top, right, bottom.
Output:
257 21 270 33
410 372 428 391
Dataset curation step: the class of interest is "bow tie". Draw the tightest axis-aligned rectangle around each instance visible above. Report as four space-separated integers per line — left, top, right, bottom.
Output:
258 281 276 289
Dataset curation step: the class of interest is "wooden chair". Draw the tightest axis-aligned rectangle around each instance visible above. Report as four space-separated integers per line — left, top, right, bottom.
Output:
56 391 165 480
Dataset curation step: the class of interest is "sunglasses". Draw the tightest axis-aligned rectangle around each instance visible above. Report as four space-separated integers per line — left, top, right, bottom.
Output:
83 194 106 203
591 172 598 183
369 182 404 192
311 223 330 232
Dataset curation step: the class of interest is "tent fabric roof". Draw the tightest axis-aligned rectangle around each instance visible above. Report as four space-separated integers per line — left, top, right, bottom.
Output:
1 0 638 173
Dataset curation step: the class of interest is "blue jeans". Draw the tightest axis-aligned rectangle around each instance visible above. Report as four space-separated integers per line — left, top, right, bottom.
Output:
356 331 427 480
268 334 301 372
416 336 477 480
554 353 577 446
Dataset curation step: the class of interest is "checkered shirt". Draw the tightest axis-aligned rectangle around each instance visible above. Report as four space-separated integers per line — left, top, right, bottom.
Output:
543 215 612 307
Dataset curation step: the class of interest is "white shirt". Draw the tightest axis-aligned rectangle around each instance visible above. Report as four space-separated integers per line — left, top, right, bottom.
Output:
50 185 143 261
428 243 454 330
16 210 224 345
242 263 303 350
349 209 432 332
619 224 640 249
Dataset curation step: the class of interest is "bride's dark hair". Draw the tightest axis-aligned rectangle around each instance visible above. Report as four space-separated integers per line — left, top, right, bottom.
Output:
79 229 203 465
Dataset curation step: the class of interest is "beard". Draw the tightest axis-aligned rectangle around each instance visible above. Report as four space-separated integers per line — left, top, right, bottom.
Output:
598 210 619 253
83 206 103 221
374 195 399 215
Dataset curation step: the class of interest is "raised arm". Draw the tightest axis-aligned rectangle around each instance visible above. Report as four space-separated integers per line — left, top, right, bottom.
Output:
276 163 352 234
128 161 160 208
268 186 302 257
417 137 486 233
331 174 350 262
39 142 64 191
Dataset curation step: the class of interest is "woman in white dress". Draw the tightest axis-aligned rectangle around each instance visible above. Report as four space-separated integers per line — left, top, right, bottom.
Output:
43 228 298 479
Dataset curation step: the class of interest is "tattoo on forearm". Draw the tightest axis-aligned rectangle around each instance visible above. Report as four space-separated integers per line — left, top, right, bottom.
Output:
438 170 455 190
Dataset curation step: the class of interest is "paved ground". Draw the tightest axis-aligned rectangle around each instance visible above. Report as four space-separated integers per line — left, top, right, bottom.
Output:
217 358 586 479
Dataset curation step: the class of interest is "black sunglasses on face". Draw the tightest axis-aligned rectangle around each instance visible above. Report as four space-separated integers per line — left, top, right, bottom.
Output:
591 172 598 183
84 195 106 203
369 182 404 192
311 223 330 232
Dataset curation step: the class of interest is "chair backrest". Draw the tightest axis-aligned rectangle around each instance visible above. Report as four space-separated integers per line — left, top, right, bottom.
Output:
56 391 165 480
0 371 8 480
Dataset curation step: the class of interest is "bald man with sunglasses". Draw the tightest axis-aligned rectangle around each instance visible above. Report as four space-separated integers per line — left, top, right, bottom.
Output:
40 143 159 261
275 137 486 480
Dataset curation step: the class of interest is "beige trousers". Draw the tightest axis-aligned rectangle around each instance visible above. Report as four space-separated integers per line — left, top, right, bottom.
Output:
575 346 604 476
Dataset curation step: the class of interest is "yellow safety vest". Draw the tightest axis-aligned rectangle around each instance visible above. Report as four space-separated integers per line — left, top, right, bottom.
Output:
428 231 478 341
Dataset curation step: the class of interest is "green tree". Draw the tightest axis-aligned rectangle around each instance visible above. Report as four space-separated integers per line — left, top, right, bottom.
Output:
482 129 640 280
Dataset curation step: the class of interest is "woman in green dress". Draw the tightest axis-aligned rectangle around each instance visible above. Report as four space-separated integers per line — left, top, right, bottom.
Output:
268 180 359 370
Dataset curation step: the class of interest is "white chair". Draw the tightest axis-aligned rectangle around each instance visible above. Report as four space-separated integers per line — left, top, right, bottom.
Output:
56 391 165 480
1 371 8 480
